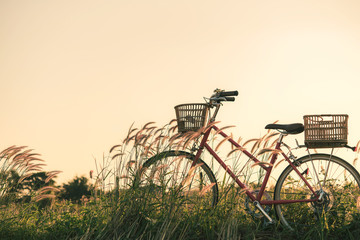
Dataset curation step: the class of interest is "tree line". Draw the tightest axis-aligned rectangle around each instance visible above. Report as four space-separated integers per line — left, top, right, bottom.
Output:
1 170 92 205
0 146 93 207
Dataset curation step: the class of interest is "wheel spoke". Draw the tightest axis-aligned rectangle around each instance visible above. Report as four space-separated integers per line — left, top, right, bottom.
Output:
134 151 218 213
322 148 334 188
274 154 360 230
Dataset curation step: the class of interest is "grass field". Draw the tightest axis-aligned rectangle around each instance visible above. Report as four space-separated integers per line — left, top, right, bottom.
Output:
1 185 359 239
1 121 360 239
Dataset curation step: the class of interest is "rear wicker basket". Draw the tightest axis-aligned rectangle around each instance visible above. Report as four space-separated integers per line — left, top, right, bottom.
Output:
175 104 209 133
304 114 348 148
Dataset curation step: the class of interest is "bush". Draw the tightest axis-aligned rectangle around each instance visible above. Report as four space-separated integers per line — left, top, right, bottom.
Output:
59 176 92 203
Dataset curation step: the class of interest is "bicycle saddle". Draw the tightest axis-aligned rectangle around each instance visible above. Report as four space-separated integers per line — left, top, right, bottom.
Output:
265 123 304 134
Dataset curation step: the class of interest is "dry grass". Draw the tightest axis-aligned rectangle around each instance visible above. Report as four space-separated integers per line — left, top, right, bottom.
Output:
0 146 60 205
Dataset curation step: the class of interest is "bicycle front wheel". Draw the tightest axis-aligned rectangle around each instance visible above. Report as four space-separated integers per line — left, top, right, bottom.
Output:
134 150 218 213
274 153 360 230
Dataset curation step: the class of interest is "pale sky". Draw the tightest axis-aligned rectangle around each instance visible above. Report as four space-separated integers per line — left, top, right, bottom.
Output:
2 0 360 184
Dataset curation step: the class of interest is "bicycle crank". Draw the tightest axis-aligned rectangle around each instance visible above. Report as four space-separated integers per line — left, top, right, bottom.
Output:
253 201 275 224
245 190 272 221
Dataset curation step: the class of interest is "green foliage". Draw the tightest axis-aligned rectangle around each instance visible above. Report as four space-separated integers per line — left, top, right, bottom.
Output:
2 186 359 240
22 172 56 192
59 176 92 203
0 170 22 203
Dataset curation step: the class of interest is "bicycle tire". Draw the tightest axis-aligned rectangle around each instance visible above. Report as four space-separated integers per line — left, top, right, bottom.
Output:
134 150 219 213
274 153 360 230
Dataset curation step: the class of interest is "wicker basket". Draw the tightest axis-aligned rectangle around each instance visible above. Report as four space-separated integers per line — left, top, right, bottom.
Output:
174 104 209 133
304 114 348 148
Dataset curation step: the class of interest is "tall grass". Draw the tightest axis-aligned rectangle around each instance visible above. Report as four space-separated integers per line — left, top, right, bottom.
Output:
0 146 60 204
1 122 360 239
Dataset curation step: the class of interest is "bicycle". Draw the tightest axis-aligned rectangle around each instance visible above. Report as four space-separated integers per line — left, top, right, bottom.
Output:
135 89 360 230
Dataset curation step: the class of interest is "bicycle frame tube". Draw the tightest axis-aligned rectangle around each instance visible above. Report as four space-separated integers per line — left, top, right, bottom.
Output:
192 125 319 205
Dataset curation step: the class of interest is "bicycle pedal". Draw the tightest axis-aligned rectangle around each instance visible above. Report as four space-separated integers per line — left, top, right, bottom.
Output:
262 217 277 228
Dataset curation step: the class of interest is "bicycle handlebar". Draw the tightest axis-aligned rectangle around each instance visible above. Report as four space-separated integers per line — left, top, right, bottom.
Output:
218 91 238 97
224 96 235 101
210 90 238 103
208 89 238 121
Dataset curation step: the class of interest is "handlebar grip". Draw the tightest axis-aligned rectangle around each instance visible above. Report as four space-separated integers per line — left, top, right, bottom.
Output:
225 97 235 102
219 91 238 97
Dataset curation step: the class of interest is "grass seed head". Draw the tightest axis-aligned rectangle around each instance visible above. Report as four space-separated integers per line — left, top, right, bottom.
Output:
109 144 122 153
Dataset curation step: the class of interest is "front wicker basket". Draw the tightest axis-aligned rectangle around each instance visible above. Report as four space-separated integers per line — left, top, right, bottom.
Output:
304 114 348 148
174 104 209 133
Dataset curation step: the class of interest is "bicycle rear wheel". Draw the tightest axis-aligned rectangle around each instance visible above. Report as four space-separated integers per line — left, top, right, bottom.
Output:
134 150 218 213
274 154 360 230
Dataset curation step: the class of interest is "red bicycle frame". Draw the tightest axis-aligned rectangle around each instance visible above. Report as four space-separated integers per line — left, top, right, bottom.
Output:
191 124 320 206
